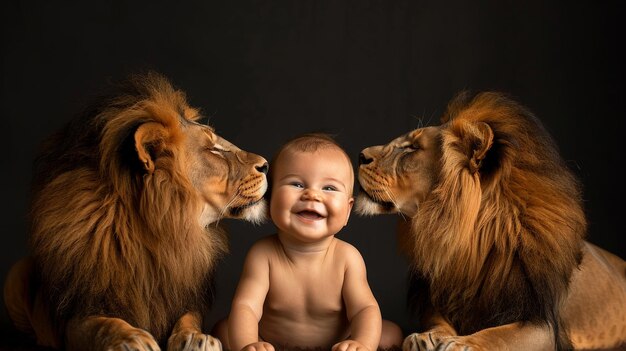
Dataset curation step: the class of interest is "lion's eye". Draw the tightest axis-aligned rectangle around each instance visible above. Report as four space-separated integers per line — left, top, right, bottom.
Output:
205 146 225 158
404 143 419 151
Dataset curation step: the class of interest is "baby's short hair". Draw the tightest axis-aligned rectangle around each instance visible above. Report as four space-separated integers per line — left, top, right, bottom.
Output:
267 133 354 199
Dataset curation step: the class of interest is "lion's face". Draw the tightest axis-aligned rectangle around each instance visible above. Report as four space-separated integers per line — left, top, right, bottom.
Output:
135 118 268 226
357 126 442 217
185 122 268 225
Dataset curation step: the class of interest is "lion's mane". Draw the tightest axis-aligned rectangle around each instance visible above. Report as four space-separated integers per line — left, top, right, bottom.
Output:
29 73 227 343
406 92 587 349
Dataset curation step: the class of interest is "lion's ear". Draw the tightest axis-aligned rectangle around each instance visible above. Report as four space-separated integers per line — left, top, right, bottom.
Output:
134 122 168 173
467 121 494 173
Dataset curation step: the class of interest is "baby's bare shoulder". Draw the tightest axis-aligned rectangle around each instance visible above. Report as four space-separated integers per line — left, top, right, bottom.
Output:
333 239 365 264
246 235 279 258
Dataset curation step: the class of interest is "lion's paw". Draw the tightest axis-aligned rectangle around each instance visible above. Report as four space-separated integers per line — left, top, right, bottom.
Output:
432 338 481 351
105 328 160 351
167 331 222 351
403 332 446 351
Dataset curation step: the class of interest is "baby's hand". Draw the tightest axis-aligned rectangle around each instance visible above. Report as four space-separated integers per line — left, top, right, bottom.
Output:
332 339 370 351
241 341 274 351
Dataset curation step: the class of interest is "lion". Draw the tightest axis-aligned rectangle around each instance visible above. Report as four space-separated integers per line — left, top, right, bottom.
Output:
3 72 269 351
356 91 626 351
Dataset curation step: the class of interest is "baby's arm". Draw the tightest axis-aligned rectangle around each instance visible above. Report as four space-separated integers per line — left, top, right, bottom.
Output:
333 244 382 351
228 241 273 351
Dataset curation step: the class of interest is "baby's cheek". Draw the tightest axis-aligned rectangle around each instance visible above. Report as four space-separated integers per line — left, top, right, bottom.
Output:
334 200 352 225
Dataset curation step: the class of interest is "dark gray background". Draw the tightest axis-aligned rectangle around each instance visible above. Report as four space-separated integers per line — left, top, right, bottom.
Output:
2 0 624 348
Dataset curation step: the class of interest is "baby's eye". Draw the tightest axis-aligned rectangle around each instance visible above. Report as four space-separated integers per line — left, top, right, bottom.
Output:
290 182 304 188
322 185 338 191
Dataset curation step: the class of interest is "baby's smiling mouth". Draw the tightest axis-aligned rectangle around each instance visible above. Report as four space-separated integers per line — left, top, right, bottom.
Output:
296 210 325 220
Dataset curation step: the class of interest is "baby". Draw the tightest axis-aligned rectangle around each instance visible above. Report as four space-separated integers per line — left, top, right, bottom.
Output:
214 133 403 351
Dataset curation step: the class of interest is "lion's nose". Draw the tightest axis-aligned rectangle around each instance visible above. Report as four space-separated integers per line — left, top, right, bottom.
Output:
359 152 373 165
256 162 269 175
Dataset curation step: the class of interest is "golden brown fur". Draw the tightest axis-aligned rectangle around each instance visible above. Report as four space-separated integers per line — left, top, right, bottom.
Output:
357 91 626 350
3 72 269 351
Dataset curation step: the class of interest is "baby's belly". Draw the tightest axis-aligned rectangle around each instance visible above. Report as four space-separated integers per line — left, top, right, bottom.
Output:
259 310 350 348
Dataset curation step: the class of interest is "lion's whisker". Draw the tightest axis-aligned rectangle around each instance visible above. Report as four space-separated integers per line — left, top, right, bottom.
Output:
216 192 240 226
383 186 406 221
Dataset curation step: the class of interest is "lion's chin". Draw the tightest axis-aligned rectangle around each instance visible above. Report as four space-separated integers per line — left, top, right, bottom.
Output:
355 193 398 216
201 199 268 226
229 199 267 225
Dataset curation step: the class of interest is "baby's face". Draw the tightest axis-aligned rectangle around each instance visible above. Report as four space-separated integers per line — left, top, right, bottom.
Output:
270 148 354 243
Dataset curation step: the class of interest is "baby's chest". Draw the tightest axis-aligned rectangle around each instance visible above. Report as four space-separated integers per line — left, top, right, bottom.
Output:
265 266 345 317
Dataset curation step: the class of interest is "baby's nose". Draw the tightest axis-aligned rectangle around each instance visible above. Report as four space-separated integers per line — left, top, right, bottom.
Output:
301 189 322 201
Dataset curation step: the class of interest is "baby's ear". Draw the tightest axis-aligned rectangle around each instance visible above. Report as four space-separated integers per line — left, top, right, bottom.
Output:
345 197 355 225
263 186 273 219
